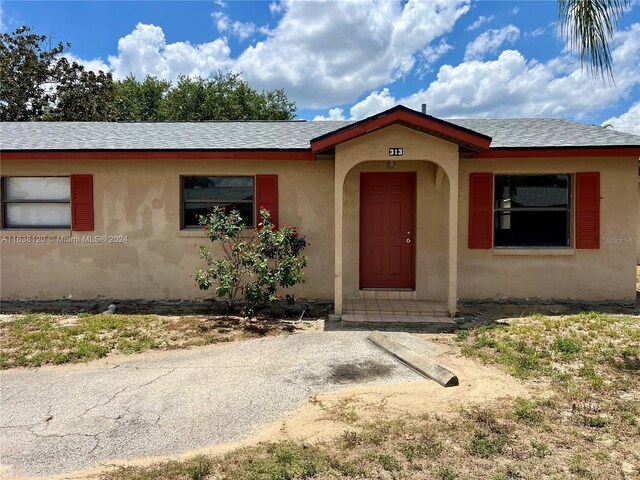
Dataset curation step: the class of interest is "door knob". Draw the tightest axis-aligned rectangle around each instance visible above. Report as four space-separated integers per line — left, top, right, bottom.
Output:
406 238 411 243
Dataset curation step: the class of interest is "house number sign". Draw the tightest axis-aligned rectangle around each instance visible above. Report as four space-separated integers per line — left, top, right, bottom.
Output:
388 147 404 156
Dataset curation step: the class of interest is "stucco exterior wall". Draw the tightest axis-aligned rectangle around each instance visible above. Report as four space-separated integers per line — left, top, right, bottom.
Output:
2 132 638 304
0 159 335 300
458 156 639 301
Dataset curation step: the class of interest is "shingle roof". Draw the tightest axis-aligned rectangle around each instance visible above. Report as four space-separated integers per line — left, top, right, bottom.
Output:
0 121 352 151
446 118 640 148
1 117 638 151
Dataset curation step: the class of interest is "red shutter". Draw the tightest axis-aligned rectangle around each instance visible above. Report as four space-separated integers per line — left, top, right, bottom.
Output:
256 174 278 229
468 173 493 249
575 172 600 249
70 175 94 231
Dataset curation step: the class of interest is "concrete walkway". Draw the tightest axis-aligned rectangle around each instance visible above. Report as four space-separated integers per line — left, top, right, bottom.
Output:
0 330 430 477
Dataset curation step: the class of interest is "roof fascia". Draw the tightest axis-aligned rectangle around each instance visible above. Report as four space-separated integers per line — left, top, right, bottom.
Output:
0 149 316 161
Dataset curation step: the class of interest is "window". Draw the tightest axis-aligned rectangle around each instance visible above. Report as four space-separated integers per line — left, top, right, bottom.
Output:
182 176 255 228
494 174 571 247
2 177 71 228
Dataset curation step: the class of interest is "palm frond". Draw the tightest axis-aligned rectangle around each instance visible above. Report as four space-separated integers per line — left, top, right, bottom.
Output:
558 0 630 82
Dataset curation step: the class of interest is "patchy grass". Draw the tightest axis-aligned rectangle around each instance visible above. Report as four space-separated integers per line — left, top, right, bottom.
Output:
0 313 309 369
98 312 639 480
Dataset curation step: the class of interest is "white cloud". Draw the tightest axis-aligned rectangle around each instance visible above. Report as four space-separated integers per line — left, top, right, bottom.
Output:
604 101 640 135
466 15 494 31
68 0 470 108
233 0 471 108
420 39 454 69
269 1 284 15
212 11 229 32
106 23 232 81
464 25 520 60
313 88 397 120
330 23 640 120
526 26 546 38
213 0 228 8
313 107 347 121
350 88 397 119
64 53 110 73
212 12 256 40
511 6 519 15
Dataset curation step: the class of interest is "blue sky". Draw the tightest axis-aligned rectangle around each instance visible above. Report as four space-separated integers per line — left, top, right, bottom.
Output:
2 0 639 133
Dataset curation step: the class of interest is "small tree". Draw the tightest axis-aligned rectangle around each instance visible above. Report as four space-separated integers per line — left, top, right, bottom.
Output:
194 207 307 317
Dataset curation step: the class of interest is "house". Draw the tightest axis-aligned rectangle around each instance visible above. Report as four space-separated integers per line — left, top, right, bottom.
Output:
1 105 639 319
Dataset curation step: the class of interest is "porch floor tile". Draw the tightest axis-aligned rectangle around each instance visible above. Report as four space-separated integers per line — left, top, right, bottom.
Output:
343 298 450 319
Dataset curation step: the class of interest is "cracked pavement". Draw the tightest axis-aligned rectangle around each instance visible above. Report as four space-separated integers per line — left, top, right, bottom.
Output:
0 330 430 477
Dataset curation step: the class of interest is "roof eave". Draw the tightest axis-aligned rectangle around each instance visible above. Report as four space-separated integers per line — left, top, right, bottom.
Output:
0 149 317 161
473 146 640 158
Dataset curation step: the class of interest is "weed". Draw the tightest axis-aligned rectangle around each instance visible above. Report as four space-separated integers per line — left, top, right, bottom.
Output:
467 430 509 458
554 336 582 354
377 453 402 472
530 438 550 457
439 467 458 480
455 329 470 340
220 443 327 480
340 430 361 448
583 414 610 428
569 453 594 478
512 397 542 424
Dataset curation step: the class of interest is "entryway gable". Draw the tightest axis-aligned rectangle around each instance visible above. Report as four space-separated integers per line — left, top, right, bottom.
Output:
334 123 460 175
311 104 491 155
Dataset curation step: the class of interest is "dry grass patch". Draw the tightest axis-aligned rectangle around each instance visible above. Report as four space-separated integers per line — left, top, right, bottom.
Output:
0 313 311 369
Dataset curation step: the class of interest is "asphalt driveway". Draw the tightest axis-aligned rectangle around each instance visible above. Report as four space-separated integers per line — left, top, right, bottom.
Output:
0 330 429 477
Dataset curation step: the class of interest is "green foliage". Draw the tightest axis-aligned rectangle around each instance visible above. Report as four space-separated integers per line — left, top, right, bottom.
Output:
512 397 543 424
554 336 582 354
113 75 171 121
221 443 327 480
160 72 296 121
558 0 631 81
194 207 308 317
49 58 117 121
0 26 115 121
467 430 509 458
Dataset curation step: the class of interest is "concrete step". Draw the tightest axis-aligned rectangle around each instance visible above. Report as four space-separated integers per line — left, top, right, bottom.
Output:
344 309 449 317
341 313 457 333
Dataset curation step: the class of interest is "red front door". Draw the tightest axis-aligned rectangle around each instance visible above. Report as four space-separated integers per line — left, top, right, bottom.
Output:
360 172 416 289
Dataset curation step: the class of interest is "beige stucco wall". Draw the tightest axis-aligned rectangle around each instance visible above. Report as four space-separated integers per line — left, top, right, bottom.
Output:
0 158 335 300
637 178 640 265
458 156 639 301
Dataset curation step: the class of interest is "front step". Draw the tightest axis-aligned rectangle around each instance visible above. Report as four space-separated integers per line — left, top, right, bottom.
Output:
341 313 457 332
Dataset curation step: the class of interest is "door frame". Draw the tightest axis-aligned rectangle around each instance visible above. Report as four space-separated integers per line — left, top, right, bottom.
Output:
359 171 417 290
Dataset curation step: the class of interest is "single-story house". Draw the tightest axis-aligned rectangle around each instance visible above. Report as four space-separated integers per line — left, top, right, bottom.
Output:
1 105 639 318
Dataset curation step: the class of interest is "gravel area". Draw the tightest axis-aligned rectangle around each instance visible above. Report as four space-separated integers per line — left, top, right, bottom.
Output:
0 330 427 477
